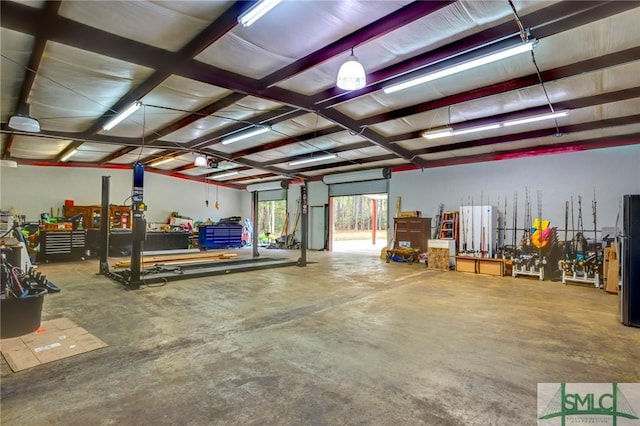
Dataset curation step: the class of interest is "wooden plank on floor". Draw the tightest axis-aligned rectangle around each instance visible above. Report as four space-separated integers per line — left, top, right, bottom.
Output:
113 252 238 268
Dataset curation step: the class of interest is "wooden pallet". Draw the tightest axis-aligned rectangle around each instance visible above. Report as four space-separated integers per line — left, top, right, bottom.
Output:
112 252 238 268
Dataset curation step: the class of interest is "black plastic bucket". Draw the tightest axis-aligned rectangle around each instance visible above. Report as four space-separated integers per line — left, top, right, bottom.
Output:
1 288 47 339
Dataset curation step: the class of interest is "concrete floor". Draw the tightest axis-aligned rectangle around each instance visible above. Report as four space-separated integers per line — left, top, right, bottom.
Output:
1 249 639 425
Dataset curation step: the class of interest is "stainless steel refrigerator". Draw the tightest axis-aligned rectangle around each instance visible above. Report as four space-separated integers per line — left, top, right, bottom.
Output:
621 194 640 327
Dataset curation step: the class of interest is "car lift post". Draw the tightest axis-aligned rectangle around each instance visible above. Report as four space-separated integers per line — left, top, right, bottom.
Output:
298 182 307 267
98 176 110 276
251 190 259 258
128 162 147 289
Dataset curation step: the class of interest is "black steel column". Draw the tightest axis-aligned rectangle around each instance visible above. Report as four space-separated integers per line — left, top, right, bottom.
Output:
252 190 259 258
98 176 110 275
129 163 146 289
298 182 308 267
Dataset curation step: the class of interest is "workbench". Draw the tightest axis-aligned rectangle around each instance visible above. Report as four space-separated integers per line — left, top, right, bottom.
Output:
86 229 190 257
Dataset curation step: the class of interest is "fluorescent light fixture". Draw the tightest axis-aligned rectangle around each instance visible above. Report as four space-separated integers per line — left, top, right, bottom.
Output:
194 155 208 167
222 126 271 145
150 157 174 167
384 41 535 94
322 168 391 185
238 0 282 27
454 124 501 136
103 101 141 131
289 154 337 166
246 180 289 192
337 48 366 91
422 111 569 140
422 128 454 140
61 149 78 162
211 171 239 179
503 111 569 127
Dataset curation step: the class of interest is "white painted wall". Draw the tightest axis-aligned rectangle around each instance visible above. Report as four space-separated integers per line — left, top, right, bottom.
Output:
389 146 640 242
2 147 638 247
0 165 244 224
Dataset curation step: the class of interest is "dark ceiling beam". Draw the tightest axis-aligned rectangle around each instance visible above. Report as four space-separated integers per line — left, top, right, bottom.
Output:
0 0 447 168
414 132 640 170
99 147 138 165
1 2 175 71
297 154 398 175
314 0 635 107
259 141 373 167
359 47 640 126
186 107 306 149
13 1 61 109
387 88 640 143
83 2 254 135
1 134 15 160
228 173 275 183
0 1 262 118
319 108 424 166
146 93 248 144
258 1 454 88
230 125 343 159
411 115 640 156
2 1 61 159
0 124 297 178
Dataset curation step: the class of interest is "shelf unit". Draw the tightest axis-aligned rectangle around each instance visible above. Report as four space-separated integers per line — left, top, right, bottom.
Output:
1 212 14 233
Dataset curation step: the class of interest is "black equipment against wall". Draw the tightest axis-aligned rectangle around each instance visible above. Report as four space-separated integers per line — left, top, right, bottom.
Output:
621 194 640 327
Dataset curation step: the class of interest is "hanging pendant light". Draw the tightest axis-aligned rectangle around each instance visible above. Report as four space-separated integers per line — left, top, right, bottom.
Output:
194 155 208 167
336 48 366 90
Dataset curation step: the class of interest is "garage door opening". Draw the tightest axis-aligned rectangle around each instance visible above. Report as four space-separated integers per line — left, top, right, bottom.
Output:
331 194 387 253
257 199 287 247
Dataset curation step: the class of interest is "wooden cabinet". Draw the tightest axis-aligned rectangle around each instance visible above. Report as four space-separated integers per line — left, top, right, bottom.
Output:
393 217 431 251
64 205 131 229
64 205 101 230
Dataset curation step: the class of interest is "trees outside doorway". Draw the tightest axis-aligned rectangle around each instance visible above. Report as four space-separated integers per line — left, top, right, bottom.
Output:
257 199 287 246
332 194 387 252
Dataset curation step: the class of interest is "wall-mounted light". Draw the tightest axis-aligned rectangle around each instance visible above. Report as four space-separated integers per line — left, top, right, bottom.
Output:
422 111 569 140
246 180 289 192
103 101 141 131
222 126 271 145
150 157 174 167
322 168 390 185
384 40 536 94
61 148 78 162
337 48 366 91
289 153 337 166
238 0 282 27
0 159 18 168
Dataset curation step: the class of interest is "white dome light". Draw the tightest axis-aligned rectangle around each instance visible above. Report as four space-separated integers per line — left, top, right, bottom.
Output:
337 49 366 91
194 155 208 167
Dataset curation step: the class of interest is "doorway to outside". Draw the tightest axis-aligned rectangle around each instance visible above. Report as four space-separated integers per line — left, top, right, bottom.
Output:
331 194 388 254
257 199 288 247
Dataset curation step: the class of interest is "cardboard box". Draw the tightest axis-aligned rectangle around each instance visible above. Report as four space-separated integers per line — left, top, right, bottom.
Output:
0 318 108 372
398 210 422 218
